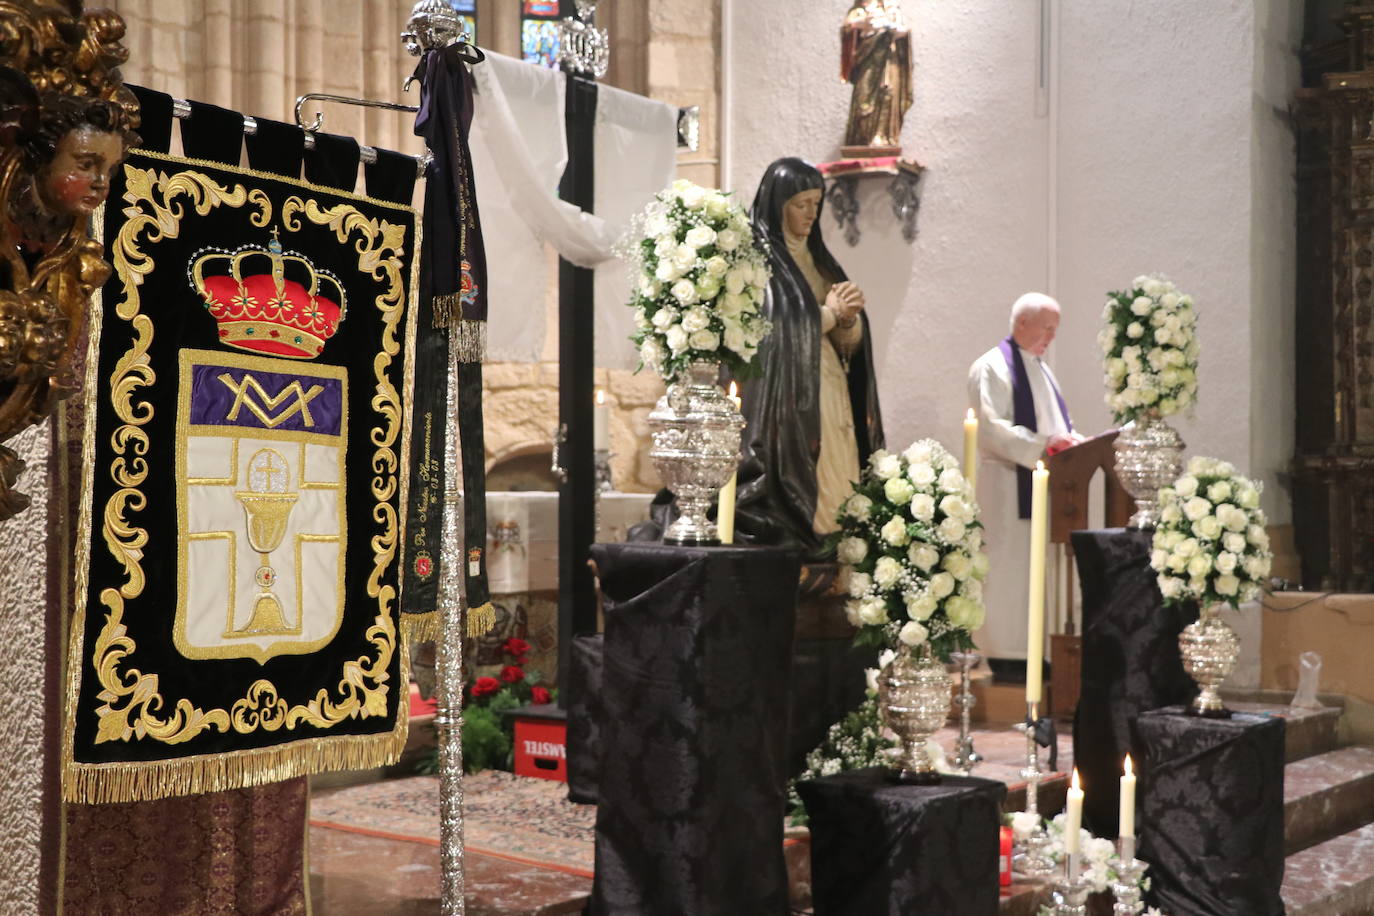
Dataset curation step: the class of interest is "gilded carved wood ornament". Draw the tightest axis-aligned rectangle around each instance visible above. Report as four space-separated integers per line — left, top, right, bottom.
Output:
0 1 136 519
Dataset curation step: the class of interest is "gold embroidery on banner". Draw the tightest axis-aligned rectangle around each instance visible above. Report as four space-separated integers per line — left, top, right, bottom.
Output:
61 151 416 801
218 373 326 428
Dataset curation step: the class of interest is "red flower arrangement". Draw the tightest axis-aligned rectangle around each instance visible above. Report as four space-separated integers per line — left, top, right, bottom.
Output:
531 686 552 705
502 637 531 665
500 665 525 684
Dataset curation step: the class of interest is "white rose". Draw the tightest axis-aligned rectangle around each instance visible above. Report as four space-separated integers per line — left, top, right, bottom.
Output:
873 556 903 589
908 463 936 486
653 233 676 256
908 543 939 572
881 515 911 547
945 595 985 630
909 493 936 522
1219 504 1248 533
865 667 880 693
1222 532 1246 553
1183 496 1212 522
655 259 682 282
845 494 873 520
933 514 965 543
634 307 652 331
1150 548 1169 571
1085 836 1117 866
848 571 872 598
670 278 698 304
1143 277 1166 297
1127 322 1144 339
960 577 983 601
1237 485 1260 509
942 551 973 581
971 551 990 579
878 648 897 669
1187 554 1212 578
858 596 889 625
1247 524 1270 549
929 571 956 599
680 306 710 332
672 243 697 269
704 193 730 220
665 325 689 353
718 292 746 318
716 228 741 252
1243 555 1270 579
1131 296 1154 316
872 452 903 480
684 225 716 249
903 442 934 466
937 468 965 493
1158 575 1183 600
1207 481 1233 502
1194 516 1222 540
1107 358 1128 382
905 590 938 620
1214 552 1238 574
838 536 868 565
884 477 916 506
898 620 929 647
687 329 719 351
723 324 747 355
678 183 707 209
704 255 729 278
1214 574 1240 597
1174 475 1199 498
694 274 721 301
1160 502 1183 524
1011 811 1039 840
639 339 665 370
844 599 862 627
938 494 969 523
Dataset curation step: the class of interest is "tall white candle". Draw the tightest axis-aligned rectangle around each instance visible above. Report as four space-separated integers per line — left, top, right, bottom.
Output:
1120 754 1137 839
1065 768 1084 878
717 382 741 544
1026 460 1049 704
594 388 609 451
963 408 979 489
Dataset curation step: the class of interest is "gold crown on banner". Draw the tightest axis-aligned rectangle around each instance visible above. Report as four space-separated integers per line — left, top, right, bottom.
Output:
189 228 347 360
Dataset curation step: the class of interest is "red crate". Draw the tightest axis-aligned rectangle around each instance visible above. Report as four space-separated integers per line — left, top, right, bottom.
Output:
513 715 567 782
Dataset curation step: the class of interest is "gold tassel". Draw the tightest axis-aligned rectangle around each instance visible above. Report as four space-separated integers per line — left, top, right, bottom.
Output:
466 601 496 637
431 292 462 329
453 319 486 363
402 610 441 646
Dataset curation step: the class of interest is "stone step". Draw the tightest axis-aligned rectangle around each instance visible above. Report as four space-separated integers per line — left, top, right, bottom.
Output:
1284 745 1374 854
1282 821 1374 915
1222 694 1344 761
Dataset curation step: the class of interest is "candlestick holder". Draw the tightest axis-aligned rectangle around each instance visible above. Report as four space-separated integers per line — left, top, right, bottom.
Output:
1013 701 1056 877
949 651 982 774
594 448 614 493
1050 869 1092 916
1111 837 1148 915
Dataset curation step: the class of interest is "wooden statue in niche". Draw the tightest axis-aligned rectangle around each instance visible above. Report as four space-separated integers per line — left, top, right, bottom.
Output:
0 3 137 520
840 0 913 157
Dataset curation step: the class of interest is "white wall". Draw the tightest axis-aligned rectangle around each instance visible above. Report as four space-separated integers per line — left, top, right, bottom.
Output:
726 0 1299 523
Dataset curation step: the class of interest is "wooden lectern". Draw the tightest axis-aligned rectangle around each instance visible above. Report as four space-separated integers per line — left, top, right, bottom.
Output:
1045 431 1134 717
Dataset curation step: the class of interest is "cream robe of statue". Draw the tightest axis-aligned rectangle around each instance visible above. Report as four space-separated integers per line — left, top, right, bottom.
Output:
967 345 1070 661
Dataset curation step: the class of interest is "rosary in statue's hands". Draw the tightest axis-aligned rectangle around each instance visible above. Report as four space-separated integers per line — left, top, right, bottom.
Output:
826 281 865 328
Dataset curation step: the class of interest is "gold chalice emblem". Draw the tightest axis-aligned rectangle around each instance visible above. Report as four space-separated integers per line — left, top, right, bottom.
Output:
234 448 297 634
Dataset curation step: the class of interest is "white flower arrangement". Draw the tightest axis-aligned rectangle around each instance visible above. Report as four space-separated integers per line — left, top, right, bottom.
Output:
836 439 988 657
624 178 773 381
1098 274 1199 425
1150 457 1272 608
1012 813 1154 912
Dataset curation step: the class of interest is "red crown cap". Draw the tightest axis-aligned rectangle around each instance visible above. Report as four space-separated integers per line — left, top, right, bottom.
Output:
191 231 346 360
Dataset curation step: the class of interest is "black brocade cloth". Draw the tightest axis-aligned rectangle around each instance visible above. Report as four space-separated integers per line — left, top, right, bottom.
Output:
1071 528 1197 836
565 633 604 805
588 543 800 916
1132 707 1286 916
796 768 1005 916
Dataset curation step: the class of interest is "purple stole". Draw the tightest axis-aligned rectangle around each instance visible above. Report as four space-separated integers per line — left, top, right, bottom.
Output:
997 336 1073 519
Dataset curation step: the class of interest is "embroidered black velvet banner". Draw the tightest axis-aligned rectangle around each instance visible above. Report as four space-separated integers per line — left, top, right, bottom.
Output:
63 149 418 804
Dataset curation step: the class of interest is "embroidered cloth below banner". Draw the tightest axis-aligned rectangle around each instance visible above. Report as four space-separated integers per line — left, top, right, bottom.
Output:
63 151 419 804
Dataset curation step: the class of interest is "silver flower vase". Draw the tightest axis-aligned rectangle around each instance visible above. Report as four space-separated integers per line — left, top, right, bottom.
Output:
648 359 745 546
879 643 951 784
1179 604 1239 717
1114 412 1186 529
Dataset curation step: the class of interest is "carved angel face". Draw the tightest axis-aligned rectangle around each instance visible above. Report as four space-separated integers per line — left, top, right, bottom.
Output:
38 124 124 217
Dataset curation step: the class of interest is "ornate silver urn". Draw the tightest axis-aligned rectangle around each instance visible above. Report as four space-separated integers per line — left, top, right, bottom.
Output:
1114 412 1185 529
648 359 745 545
1178 604 1240 717
878 643 951 784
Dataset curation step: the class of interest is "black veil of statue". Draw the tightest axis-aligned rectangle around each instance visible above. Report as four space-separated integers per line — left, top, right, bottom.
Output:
734 157 884 556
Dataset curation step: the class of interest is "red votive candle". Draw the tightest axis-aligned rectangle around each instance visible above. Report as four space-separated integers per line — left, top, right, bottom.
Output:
999 826 1012 886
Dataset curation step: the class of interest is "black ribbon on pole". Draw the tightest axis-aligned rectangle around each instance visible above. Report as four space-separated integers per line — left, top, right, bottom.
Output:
404 44 494 635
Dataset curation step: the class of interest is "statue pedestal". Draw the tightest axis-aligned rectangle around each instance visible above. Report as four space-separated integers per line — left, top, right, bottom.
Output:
815 156 926 246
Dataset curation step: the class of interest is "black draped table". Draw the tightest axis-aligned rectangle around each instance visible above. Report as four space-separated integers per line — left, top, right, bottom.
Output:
1132 707 1286 916
1071 528 1197 836
587 542 800 916
797 768 1005 916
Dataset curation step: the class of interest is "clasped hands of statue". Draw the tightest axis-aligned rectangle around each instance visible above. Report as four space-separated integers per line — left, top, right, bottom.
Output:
826 281 865 330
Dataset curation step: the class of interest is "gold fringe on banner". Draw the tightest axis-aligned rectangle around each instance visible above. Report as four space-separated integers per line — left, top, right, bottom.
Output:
453 318 486 363
467 601 496 637
402 610 441 646
431 291 461 329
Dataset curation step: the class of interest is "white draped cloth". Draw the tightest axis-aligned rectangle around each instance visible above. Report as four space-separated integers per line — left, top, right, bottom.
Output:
967 344 1070 661
467 52 678 366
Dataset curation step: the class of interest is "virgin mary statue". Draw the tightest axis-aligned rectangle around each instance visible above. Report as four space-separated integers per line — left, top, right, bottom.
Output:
840 0 913 153
734 158 884 556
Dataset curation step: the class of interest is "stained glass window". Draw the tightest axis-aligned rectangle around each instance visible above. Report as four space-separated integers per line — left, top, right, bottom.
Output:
447 0 477 45
520 0 568 69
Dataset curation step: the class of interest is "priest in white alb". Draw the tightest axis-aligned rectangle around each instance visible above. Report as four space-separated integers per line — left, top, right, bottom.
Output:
967 292 1082 674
